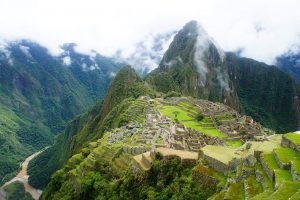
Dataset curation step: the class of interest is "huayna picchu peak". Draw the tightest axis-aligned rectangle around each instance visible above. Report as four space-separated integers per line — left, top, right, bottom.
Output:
1 4 300 199
147 21 300 133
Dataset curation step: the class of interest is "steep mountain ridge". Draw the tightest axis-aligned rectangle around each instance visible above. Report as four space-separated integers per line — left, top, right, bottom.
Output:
27 66 155 189
0 40 122 185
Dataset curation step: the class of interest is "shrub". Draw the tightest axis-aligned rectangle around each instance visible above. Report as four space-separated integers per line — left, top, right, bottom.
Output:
196 113 204 121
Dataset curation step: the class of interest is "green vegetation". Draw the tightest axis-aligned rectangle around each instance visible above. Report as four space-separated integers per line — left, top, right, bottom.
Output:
42 157 217 200
0 40 122 184
274 147 300 164
226 140 243 147
263 153 279 170
263 153 292 184
265 181 300 200
196 113 205 121
284 133 300 146
225 182 245 200
3 181 33 200
159 105 226 138
28 66 155 189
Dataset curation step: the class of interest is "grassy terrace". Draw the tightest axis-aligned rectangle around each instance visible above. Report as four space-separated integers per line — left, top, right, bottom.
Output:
255 162 274 191
274 147 300 179
263 153 292 184
284 133 300 146
224 182 245 200
158 104 226 138
246 175 263 198
226 140 243 147
274 147 300 164
265 181 300 200
201 145 237 165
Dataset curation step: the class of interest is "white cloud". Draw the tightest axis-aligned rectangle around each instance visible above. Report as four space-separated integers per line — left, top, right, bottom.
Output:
19 45 33 58
0 0 300 66
63 56 71 66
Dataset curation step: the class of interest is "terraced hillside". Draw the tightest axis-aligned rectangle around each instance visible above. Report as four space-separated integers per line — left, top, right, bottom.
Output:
41 96 300 200
208 133 300 200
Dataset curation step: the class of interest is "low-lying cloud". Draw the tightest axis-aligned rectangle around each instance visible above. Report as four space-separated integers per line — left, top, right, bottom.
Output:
0 0 300 70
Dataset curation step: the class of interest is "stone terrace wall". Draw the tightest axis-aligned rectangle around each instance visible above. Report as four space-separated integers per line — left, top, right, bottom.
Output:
199 150 231 175
272 150 290 170
258 155 275 183
192 170 219 188
291 162 299 181
282 136 300 153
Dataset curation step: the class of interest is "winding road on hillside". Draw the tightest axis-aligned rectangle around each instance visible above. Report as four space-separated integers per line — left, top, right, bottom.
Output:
0 147 48 200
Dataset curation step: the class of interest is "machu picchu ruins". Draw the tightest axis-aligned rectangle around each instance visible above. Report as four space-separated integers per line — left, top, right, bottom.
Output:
46 96 300 200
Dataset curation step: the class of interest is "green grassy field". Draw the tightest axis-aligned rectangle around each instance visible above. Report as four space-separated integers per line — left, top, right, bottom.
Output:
159 105 226 138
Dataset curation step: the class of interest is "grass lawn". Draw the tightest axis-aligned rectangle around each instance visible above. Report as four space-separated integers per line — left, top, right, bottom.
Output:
284 133 300 146
226 140 243 148
159 105 226 138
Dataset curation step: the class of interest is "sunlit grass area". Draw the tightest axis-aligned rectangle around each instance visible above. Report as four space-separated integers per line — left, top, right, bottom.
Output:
159 104 226 138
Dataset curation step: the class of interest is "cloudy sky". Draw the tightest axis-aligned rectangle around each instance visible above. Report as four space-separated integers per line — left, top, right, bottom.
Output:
1 0 300 67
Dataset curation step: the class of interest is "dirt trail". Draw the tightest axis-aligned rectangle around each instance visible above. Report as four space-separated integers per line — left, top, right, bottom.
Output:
0 147 48 200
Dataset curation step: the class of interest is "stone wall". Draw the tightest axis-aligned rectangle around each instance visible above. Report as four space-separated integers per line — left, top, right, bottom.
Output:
259 155 275 183
255 169 266 191
290 161 299 181
192 170 219 188
199 150 231 175
282 136 300 153
123 145 149 155
272 150 290 170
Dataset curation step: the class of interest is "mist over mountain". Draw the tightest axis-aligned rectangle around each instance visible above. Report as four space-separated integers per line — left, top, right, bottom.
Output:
113 32 176 76
147 21 300 133
276 48 300 84
0 39 122 185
